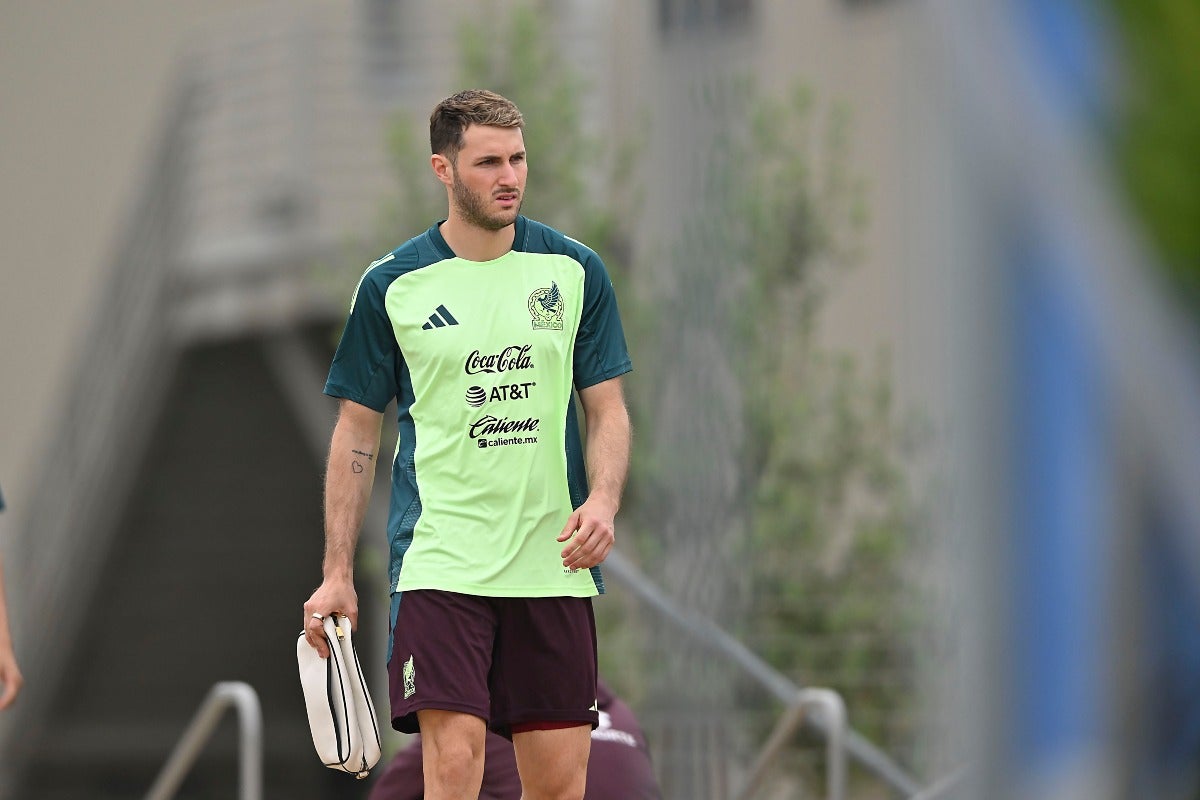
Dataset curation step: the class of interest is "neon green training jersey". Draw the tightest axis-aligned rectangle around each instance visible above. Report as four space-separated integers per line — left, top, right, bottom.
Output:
325 216 632 597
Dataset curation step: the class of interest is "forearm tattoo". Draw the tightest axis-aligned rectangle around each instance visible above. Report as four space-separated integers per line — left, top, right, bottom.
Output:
351 449 374 474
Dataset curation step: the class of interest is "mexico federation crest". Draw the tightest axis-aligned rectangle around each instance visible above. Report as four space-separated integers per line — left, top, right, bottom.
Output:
403 655 416 699
528 282 565 331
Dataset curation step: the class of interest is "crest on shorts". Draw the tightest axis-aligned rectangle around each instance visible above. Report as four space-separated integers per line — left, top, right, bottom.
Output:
528 282 564 331
403 655 416 699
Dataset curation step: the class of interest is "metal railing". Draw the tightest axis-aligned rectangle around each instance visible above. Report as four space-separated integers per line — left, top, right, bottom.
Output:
144 682 263 800
734 688 847 800
602 549 924 799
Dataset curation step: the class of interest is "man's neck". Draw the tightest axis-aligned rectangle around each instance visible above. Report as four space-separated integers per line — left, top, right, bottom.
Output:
439 216 517 262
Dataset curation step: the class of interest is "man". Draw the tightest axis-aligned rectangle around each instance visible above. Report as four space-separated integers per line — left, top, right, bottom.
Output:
303 89 632 800
367 680 662 800
0 485 23 710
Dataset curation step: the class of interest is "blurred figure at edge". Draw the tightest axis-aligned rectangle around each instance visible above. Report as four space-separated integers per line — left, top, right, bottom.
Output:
369 680 661 800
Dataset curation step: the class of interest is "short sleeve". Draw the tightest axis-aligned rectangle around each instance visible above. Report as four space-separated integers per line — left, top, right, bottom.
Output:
573 252 633 390
324 269 402 412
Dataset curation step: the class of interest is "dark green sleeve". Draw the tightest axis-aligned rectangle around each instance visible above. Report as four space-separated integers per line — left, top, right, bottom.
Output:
324 270 402 412
573 250 632 390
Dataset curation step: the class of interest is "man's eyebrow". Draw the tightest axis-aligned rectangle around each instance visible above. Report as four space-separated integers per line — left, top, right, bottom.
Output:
474 150 525 163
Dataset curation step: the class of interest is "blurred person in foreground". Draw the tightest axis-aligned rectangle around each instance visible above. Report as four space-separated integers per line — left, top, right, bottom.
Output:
368 680 661 800
0 485 23 709
303 88 633 799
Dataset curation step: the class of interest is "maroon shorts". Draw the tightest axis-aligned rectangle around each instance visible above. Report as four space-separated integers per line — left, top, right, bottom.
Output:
388 590 598 738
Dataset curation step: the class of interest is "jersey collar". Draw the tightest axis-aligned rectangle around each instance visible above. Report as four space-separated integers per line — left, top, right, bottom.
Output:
428 216 528 262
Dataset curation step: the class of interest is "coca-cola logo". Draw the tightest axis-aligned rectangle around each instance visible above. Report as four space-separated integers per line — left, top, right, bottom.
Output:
468 414 540 439
464 344 534 375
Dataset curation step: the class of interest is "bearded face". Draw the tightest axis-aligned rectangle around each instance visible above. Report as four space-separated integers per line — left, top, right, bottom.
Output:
441 124 527 233
451 169 522 231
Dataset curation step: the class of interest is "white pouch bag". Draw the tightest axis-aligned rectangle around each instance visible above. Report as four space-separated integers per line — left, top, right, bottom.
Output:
296 614 382 778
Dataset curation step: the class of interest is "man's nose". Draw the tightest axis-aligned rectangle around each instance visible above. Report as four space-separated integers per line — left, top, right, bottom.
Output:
499 161 519 186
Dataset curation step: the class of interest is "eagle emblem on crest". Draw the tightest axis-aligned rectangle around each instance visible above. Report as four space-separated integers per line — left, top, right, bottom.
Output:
528 282 565 330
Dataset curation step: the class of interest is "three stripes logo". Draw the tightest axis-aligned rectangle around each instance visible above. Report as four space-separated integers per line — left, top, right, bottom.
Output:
422 304 459 330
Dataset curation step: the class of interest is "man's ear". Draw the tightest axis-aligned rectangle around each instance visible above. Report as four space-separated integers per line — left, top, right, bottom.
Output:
431 153 454 187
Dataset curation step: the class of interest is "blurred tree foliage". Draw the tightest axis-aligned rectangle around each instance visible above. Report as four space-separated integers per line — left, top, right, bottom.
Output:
374 5 635 286
1107 0 1200 313
663 80 929 767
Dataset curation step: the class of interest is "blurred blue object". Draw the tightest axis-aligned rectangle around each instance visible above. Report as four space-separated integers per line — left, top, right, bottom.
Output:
1010 0 1117 125
1007 215 1115 781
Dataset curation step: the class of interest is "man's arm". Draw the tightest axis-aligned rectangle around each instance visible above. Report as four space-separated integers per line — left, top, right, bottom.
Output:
0 558 22 710
558 377 631 570
303 398 384 657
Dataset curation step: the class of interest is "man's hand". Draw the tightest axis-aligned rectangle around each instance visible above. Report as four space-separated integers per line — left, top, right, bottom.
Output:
557 495 617 571
302 579 359 659
0 648 22 710
563 377 629 572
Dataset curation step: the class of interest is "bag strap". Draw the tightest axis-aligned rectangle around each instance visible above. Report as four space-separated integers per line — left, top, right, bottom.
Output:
327 614 381 778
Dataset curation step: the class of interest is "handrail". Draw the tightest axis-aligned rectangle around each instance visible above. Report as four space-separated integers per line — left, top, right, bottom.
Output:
734 688 847 800
603 549 924 798
144 681 263 800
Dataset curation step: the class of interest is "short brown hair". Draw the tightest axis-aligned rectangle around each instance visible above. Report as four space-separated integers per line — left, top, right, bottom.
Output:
429 89 524 161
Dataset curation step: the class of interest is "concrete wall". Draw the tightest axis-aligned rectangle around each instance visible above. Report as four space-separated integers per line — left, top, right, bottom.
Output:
0 0 246 517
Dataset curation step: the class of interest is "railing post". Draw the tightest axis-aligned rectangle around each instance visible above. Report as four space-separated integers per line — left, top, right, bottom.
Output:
144 681 262 800
734 688 847 800
807 688 848 800
604 549 922 797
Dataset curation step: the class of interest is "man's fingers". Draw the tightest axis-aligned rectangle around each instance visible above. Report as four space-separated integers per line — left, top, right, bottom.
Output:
562 524 614 569
597 538 613 565
0 675 19 710
305 622 331 659
303 580 358 658
302 603 330 658
560 521 592 560
557 511 581 543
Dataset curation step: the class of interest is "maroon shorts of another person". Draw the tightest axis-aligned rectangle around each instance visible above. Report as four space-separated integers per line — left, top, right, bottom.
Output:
388 589 598 738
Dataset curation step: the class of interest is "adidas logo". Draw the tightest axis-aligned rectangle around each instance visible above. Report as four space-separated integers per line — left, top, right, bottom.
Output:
422 304 459 330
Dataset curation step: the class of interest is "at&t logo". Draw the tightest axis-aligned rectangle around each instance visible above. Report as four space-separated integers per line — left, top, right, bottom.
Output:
465 382 536 407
